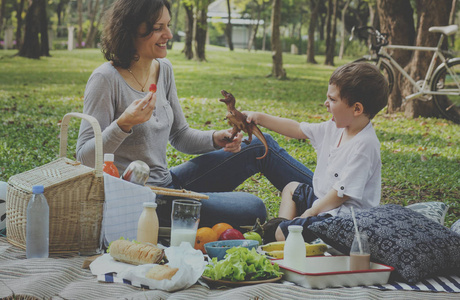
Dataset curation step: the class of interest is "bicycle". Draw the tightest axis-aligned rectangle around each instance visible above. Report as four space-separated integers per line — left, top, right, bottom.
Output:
350 25 460 124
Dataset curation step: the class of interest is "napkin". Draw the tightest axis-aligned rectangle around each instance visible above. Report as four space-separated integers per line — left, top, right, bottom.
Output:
101 174 156 247
90 242 206 291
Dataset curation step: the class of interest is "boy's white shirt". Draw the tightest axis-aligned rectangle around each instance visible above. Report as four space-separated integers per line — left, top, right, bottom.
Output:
300 120 381 216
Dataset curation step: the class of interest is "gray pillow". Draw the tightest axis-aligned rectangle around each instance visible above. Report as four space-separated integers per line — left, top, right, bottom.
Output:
406 201 448 225
307 204 460 284
451 219 460 235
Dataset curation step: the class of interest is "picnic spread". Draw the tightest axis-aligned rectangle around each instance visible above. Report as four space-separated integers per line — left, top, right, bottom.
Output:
1 113 460 299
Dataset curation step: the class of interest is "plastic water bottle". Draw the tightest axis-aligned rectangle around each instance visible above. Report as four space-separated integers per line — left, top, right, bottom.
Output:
283 225 307 271
26 185 49 258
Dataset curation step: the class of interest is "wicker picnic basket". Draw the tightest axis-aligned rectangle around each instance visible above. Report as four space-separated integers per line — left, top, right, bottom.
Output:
6 113 104 255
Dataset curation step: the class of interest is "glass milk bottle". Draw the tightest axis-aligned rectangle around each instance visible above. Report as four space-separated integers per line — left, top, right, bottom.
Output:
283 225 307 270
137 202 159 245
349 232 371 271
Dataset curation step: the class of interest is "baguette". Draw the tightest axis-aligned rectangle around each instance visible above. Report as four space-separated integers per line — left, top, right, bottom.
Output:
109 240 165 265
146 264 179 280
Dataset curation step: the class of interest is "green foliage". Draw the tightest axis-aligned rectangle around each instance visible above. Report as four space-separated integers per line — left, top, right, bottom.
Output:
0 45 459 227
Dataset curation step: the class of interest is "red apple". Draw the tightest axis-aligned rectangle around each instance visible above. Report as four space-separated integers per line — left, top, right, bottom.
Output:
219 228 245 240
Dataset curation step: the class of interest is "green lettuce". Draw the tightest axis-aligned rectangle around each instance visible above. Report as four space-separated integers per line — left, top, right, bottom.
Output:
203 247 283 281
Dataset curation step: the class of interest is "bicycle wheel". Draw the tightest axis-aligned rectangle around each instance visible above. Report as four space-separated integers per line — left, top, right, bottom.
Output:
353 57 395 93
431 58 460 124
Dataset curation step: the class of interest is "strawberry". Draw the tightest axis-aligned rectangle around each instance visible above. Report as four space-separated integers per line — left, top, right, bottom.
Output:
149 83 157 93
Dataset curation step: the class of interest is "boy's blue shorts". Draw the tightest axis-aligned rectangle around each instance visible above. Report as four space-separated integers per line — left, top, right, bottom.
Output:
279 183 331 242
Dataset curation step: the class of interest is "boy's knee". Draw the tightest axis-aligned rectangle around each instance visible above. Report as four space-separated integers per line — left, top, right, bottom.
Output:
275 226 286 241
282 181 300 196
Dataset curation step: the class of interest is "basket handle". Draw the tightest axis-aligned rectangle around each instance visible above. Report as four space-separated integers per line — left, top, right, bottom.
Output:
60 112 103 178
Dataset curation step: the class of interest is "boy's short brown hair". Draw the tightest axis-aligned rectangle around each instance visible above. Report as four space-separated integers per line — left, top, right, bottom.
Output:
329 62 389 119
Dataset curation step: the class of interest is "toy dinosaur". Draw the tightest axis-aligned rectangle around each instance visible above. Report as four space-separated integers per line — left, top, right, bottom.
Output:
219 90 268 159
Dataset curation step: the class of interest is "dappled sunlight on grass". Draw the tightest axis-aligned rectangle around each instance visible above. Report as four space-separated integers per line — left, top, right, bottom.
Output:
1 47 459 226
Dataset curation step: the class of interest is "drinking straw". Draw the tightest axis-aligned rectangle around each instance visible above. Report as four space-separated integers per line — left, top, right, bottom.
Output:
351 207 363 254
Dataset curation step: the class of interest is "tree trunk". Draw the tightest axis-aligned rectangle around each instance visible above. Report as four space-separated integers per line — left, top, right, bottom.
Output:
167 0 180 49
262 15 267 51
77 0 83 48
338 0 350 59
85 0 100 48
225 0 234 50
38 0 49 56
324 0 337 66
270 0 285 79
19 0 41 58
377 0 415 113
0 0 6 35
248 0 264 52
402 0 451 119
194 7 208 61
182 2 194 59
448 0 456 47
306 0 319 64
16 0 26 50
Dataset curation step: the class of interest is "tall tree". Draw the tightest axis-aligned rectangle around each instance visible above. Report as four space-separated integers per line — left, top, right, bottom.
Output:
377 0 415 113
0 0 6 35
306 0 319 63
338 0 350 59
324 0 338 65
401 0 451 119
168 0 181 49
270 0 285 78
225 0 234 50
19 0 49 58
182 0 194 59
85 0 100 48
77 0 83 47
194 0 209 61
246 0 267 51
15 0 26 50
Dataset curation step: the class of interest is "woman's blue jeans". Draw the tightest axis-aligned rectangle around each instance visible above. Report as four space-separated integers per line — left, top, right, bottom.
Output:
157 133 313 228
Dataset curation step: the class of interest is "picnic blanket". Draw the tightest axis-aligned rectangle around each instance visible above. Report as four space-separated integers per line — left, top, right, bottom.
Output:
1 238 457 300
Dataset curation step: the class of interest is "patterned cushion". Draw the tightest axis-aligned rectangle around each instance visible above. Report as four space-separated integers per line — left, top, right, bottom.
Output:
452 220 460 235
406 201 448 225
307 204 460 284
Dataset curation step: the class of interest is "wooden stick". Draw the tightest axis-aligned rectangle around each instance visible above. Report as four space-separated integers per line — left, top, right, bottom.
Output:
147 185 209 200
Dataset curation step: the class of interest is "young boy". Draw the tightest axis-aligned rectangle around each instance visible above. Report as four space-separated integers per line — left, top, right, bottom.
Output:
245 62 389 242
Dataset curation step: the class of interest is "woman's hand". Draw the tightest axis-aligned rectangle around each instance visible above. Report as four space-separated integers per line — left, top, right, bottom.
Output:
213 129 243 153
117 92 156 132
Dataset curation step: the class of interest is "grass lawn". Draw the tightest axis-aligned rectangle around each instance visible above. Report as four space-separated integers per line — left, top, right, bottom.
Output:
0 44 459 226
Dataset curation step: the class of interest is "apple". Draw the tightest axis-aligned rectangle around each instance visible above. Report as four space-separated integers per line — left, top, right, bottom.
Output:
219 228 245 240
243 231 262 245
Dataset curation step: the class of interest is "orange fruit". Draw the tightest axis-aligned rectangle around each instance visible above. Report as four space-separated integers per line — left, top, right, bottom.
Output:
212 223 233 239
194 227 218 253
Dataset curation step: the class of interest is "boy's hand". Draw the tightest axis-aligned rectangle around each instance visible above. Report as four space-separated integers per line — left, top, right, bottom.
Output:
242 111 259 124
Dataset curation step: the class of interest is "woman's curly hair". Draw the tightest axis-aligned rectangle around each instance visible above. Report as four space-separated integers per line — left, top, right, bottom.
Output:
101 0 171 69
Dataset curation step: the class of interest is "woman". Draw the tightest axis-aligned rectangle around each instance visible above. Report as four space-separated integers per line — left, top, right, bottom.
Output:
76 0 313 231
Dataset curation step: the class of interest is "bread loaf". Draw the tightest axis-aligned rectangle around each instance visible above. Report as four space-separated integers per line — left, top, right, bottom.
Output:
109 240 165 265
146 264 179 280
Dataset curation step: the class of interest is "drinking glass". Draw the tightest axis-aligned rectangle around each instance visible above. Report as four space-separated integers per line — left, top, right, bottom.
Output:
170 199 201 247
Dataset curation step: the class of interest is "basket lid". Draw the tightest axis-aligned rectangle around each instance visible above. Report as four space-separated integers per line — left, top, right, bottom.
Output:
8 157 95 192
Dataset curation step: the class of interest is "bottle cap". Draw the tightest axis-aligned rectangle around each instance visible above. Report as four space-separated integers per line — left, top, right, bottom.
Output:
288 225 303 232
104 153 115 162
143 202 157 208
32 185 44 194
